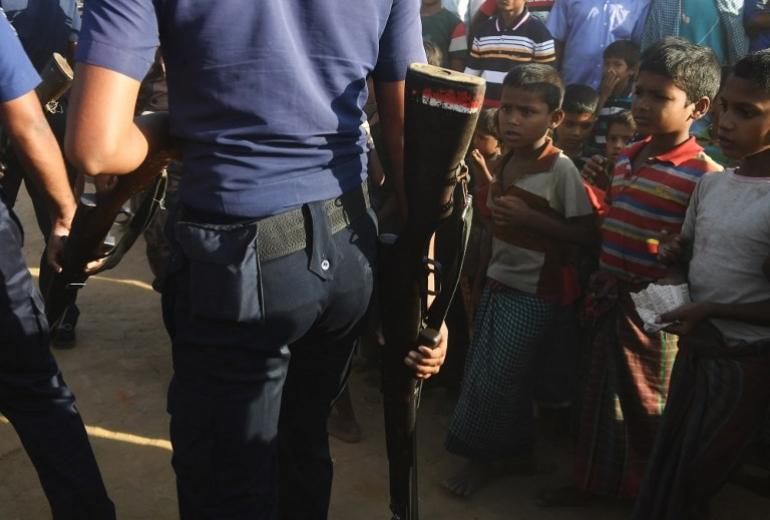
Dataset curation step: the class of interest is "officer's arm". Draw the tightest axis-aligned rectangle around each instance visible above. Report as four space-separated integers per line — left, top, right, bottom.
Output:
65 63 169 176
373 79 407 221
0 90 76 270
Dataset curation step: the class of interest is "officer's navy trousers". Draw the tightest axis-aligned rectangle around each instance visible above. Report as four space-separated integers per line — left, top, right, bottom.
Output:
163 197 377 519
0 193 114 519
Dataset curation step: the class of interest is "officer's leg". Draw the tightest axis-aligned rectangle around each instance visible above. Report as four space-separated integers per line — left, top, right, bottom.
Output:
278 210 377 519
163 216 298 520
166 343 290 520
0 196 114 520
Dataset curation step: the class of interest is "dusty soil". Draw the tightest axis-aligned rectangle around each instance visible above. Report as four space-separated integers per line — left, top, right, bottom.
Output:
1 191 768 519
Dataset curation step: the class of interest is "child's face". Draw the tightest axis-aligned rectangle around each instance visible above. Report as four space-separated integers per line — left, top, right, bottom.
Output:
498 86 562 151
603 58 633 85
555 111 595 153
605 122 635 163
473 130 501 157
717 76 770 160
496 0 526 14
631 71 704 137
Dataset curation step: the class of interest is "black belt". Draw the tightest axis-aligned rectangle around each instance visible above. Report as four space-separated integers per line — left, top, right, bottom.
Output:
181 183 370 262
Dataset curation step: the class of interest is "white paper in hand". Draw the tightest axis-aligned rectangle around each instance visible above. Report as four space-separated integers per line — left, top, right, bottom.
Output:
630 284 691 334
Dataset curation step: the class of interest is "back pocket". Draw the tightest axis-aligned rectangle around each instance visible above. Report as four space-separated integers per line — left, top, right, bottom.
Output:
175 220 263 323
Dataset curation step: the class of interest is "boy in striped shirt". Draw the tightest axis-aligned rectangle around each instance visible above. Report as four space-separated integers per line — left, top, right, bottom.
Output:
541 37 723 507
465 0 555 107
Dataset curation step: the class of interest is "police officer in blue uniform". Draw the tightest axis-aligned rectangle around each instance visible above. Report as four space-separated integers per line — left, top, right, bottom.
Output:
0 14 114 520
67 0 446 518
1 0 83 346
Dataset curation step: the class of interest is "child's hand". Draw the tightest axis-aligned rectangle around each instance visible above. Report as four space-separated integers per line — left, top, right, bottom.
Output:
469 148 493 184
599 69 621 100
660 302 714 336
582 155 607 183
657 230 686 266
469 148 486 169
491 194 531 227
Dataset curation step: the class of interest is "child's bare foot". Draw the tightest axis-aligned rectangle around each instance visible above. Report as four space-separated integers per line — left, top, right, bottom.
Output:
443 460 498 497
536 485 593 507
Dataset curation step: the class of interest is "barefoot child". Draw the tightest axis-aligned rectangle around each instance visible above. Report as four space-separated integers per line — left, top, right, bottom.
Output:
444 63 596 497
633 50 770 520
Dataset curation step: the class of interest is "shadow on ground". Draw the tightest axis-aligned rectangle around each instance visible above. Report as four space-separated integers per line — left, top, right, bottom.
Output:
1 192 768 519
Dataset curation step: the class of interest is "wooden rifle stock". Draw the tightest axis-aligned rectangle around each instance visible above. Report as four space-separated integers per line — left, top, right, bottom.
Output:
379 64 484 520
36 53 73 108
44 151 171 328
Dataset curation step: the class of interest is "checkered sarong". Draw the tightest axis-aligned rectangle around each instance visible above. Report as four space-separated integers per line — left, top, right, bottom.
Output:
574 287 678 498
632 324 770 519
445 281 556 460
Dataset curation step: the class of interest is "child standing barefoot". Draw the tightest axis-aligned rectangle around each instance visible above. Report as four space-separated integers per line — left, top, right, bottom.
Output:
444 64 597 497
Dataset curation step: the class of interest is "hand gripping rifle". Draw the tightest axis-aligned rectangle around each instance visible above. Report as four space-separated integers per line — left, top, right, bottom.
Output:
379 64 484 520
35 54 170 328
43 128 172 329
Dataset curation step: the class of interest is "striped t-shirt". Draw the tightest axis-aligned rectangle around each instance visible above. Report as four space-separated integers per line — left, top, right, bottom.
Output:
599 136 722 282
465 10 555 107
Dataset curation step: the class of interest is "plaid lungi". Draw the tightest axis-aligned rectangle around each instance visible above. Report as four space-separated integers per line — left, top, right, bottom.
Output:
445 280 557 460
632 322 770 520
574 280 678 498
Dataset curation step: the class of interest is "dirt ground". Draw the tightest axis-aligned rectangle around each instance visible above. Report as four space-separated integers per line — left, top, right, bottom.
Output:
2 190 769 519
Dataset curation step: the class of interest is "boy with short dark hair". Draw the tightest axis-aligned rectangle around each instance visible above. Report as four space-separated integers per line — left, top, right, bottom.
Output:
445 63 596 497
555 84 599 170
583 110 636 196
593 39 640 148
465 0 555 107
540 37 723 507
604 110 636 166
633 49 770 520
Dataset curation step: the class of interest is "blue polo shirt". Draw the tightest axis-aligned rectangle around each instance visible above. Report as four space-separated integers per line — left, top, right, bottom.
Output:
0 13 40 102
76 0 426 218
1 0 81 71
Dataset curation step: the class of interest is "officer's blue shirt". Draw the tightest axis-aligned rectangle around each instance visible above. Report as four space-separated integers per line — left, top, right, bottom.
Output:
1 0 81 71
76 1 426 218
0 14 40 102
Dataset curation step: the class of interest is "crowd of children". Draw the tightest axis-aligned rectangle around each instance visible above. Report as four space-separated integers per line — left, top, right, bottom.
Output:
411 0 770 517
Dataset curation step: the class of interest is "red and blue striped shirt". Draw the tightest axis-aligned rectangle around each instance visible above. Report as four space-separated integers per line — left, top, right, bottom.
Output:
599 136 722 282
